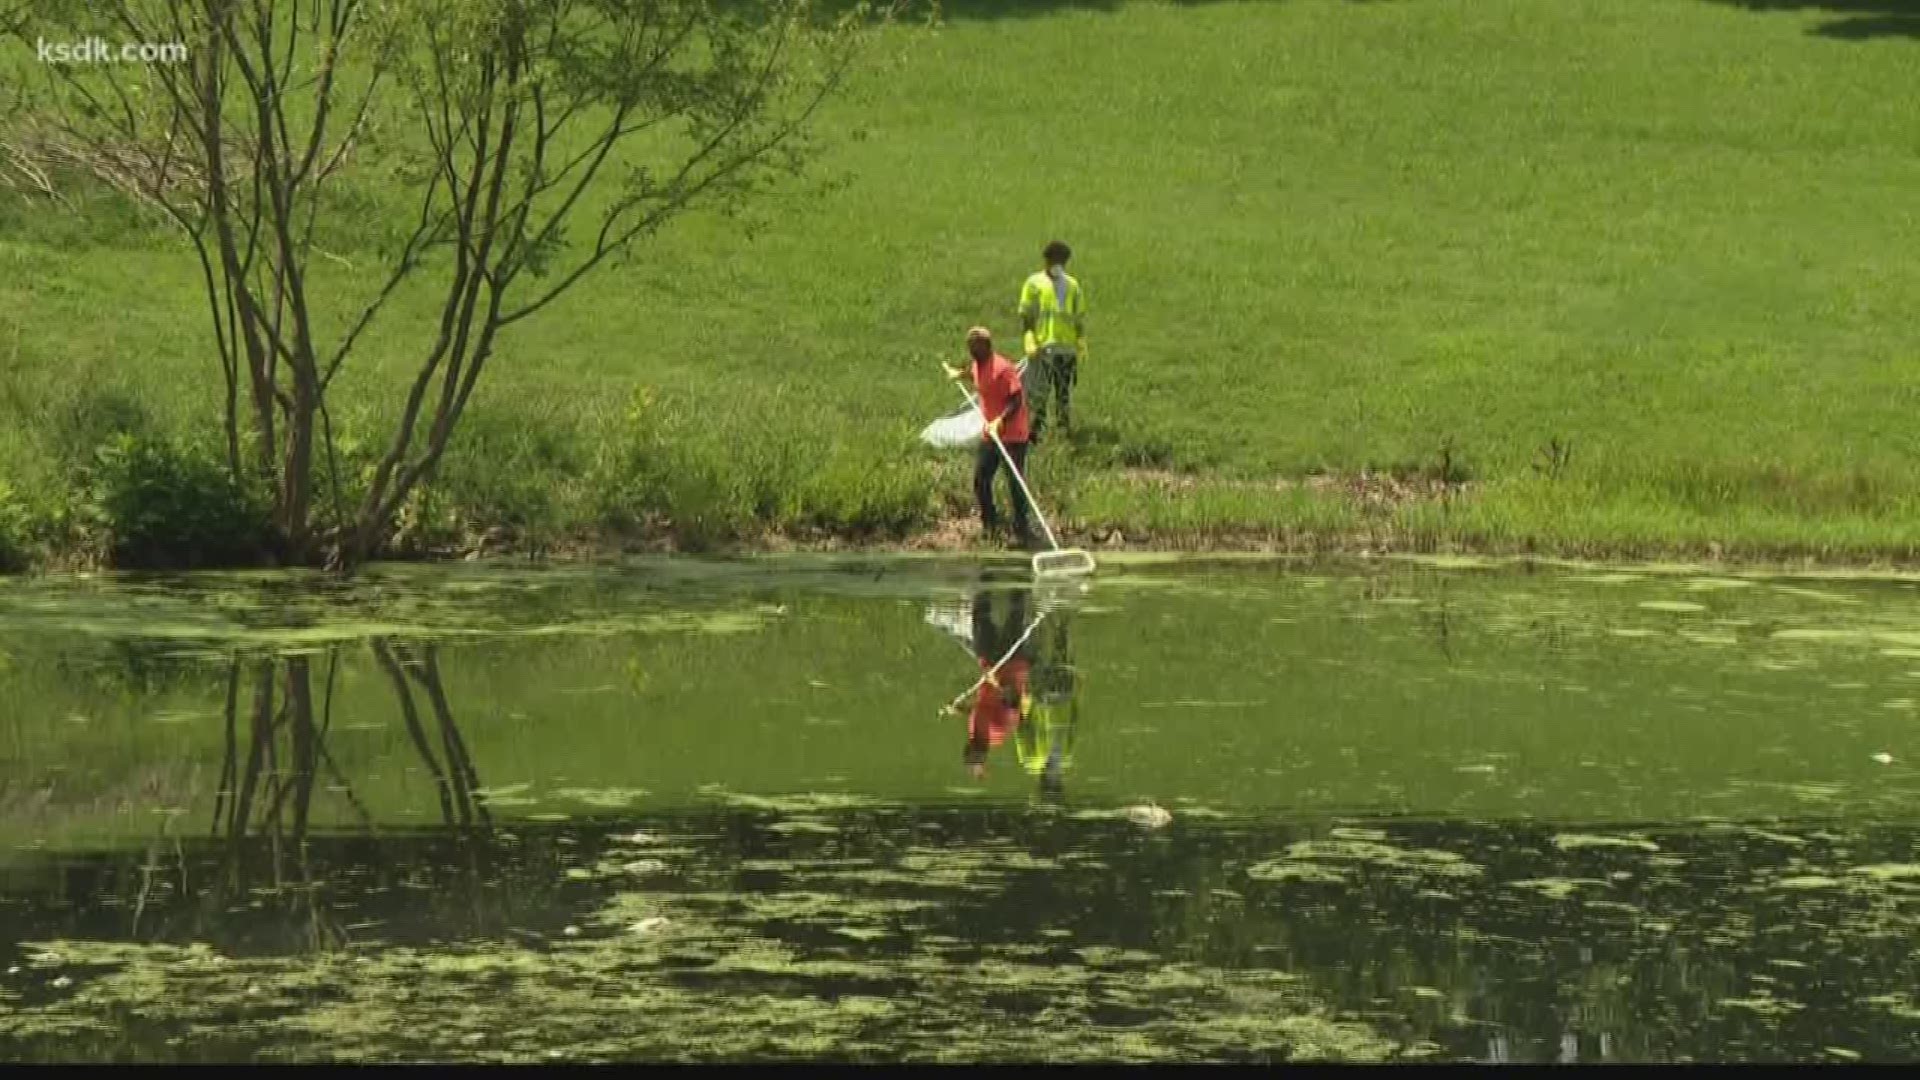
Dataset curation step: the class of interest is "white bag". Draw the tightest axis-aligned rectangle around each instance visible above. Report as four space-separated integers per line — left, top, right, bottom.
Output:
917 360 1027 450
923 598 976 650
919 405 982 449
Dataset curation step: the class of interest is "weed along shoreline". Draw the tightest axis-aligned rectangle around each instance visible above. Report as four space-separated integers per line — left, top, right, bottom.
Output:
332 498 1920 580
12 467 1920 577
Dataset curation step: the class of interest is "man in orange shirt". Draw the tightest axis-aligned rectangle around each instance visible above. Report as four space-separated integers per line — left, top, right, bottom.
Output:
944 327 1033 547
963 580 1032 781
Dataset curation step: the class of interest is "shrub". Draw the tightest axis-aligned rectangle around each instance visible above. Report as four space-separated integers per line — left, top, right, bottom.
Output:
86 434 270 568
0 478 31 572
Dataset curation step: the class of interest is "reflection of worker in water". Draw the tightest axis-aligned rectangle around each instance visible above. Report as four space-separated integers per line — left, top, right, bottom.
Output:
964 584 1033 781
1016 612 1079 800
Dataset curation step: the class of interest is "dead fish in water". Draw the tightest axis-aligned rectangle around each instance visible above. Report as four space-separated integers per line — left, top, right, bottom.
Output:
1124 803 1173 829
622 859 669 876
1872 752 1894 765
629 917 672 935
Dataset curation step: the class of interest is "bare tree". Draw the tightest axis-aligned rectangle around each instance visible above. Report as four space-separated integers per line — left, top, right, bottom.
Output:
4 0 902 567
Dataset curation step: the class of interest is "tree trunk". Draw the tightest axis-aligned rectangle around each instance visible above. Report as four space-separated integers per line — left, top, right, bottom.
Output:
285 655 316 839
281 368 317 562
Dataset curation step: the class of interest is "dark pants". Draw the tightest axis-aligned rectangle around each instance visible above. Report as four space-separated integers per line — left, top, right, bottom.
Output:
1033 620 1076 701
974 438 1032 539
1028 349 1078 444
971 584 1032 665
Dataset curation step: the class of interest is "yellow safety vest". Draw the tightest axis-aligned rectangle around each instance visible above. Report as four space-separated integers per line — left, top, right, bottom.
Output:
1019 270 1087 353
1016 703 1075 776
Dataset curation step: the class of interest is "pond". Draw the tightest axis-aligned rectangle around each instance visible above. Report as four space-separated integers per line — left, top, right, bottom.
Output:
1 555 1918 1062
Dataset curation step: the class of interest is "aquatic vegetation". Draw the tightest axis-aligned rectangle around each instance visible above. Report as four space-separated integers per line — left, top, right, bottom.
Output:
1505 878 1609 901
762 819 841 836
1847 864 1920 882
1245 861 1352 886
1718 994 1806 1019
0 885 1398 1063
695 789 885 815
1682 578 1755 593
1774 876 1842 891
1551 834 1661 854
10 559 1920 1060
1124 805 1174 829
1268 839 1482 882
9 800 1920 1062
551 788 649 810
0 574 785 654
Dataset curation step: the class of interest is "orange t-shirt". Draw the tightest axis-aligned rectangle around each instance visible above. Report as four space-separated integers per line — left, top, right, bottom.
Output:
968 657 1030 746
970 354 1030 444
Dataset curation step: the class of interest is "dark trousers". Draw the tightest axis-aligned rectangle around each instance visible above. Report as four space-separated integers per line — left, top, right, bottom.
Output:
974 438 1032 538
971 584 1031 664
1028 350 1078 444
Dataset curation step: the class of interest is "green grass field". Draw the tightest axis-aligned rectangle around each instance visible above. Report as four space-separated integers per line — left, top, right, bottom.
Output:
4 0 1920 566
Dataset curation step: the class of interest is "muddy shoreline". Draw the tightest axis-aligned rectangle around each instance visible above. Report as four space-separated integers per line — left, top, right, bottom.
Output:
412 515 1920 580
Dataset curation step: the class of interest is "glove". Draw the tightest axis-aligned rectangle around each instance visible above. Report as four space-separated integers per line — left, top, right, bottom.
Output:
1022 331 1038 359
983 671 1001 690
942 362 965 382
984 416 1003 439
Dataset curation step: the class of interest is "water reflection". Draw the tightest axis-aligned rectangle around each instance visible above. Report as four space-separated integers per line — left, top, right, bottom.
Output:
931 573 1085 796
366 640 491 834
122 642 502 951
11 798 1920 1062
1019 598 1079 801
213 642 491 843
6 560 1920 1061
203 653 341 950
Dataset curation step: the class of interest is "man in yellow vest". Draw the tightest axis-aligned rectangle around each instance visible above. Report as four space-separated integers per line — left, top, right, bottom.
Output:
1018 240 1088 443
1015 612 1079 802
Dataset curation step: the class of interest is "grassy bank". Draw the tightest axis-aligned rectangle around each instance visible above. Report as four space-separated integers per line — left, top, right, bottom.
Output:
4 0 1920 569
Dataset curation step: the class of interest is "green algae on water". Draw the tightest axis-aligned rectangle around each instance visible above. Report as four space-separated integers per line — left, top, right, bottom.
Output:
1551 833 1660 853
1275 840 1481 881
1246 860 1352 885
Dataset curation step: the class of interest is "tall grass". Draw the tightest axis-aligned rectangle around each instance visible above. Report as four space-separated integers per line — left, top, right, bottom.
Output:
4 0 1920 565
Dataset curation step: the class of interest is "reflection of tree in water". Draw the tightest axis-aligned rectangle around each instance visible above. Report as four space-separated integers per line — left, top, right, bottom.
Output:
184 641 494 950
367 640 491 834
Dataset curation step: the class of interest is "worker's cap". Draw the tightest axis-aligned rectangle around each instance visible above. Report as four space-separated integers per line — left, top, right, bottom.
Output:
965 326 993 344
